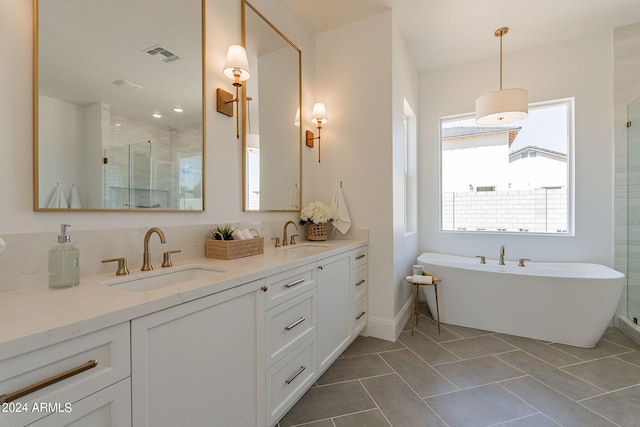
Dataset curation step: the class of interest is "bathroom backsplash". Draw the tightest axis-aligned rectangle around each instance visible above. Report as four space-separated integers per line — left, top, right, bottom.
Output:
0 221 366 292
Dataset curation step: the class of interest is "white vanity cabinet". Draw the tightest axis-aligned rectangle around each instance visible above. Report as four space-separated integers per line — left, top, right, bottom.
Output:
263 263 317 426
317 252 353 373
351 246 369 336
0 322 131 427
130 279 265 427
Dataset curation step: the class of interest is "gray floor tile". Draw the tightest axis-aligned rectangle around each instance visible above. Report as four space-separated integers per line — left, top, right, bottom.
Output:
551 339 632 361
341 336 405 358
413 316 463 342
317 354 392 385
279 381 376 427
581 384 640 427
440 334 517 359
497 413 560 426
602 331 640 350
379 349 457 397
361 374 447 427
333 409 391 427
563 357 640 391
434 355 525 389
426 383 536 427
398 330 460 365
498 350 603 400
443 323 493 338
500 377 616 427
285 421 334 427
496 333 582 367
617 350 640 367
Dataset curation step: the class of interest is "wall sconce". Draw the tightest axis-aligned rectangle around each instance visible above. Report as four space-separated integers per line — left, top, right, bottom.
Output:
306 103 328 163
475 27 528 125
217 45 250 139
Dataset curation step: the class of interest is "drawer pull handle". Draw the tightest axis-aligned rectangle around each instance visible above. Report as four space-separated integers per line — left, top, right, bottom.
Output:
285 317 306 331
356 254 366 260
284 278 305 289
285 366 306 385
356 279 366 286
356 311 366 320
0 360 98 404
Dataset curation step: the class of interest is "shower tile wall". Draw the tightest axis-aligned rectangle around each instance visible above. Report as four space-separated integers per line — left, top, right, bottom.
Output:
614 22 640 320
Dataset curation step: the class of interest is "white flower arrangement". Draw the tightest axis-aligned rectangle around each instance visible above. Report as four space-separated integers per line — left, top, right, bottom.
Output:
300 201 334 225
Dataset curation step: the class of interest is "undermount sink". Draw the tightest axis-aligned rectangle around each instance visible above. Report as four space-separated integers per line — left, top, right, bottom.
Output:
101 265 228 292
279 243 331 252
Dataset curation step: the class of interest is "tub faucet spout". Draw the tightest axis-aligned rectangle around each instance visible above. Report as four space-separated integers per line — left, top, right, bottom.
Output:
499 245 505 265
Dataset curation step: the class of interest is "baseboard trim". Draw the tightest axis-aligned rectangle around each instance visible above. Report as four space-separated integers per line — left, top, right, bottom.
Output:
615 315 640 344
366 296 413 342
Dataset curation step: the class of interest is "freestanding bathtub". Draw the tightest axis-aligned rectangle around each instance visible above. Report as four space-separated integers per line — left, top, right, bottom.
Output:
417 252 625 347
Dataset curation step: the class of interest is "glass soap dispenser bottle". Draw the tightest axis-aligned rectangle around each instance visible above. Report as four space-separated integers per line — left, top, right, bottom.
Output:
48 224 80 289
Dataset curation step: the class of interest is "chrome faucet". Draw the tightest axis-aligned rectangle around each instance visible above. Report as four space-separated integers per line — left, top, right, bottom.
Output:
283 220 298 246
499 245 505 266
142 227 166 271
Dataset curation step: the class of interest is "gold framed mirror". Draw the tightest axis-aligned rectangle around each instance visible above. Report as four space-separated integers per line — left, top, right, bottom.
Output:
242 0 302 212
34 0 205 211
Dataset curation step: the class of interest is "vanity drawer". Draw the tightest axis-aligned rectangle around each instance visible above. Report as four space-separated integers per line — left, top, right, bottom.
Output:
0 322 130 427
266 289 316 368
267 337 316 426
265 263 316 309
352 247 368 268
353 296 368 336
353 264 368 302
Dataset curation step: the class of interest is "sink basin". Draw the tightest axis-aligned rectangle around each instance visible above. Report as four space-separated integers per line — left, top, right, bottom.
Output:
101 265 228 292
279 243 330 252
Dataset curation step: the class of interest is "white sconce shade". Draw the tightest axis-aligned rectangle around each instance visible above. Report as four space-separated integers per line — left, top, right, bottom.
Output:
223 45 250 82
475 88 528 125
294 107 300 127
311 103 328 126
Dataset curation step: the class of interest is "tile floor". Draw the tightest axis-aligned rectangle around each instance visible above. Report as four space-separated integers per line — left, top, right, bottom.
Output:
278 306 640 427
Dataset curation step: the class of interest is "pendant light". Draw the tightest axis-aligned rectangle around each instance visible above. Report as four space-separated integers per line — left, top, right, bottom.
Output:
475 27 528 125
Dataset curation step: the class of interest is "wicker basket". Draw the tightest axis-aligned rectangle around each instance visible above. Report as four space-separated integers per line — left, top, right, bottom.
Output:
205 236 264 260
307 223 328 241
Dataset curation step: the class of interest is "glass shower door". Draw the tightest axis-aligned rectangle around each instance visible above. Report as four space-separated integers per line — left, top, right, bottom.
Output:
628 97 640 324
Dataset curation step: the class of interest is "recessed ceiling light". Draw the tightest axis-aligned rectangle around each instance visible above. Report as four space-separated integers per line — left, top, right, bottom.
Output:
152 113 162 118
173 107 184 113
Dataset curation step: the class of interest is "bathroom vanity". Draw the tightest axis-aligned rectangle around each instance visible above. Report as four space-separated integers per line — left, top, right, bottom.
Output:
0 240 368 427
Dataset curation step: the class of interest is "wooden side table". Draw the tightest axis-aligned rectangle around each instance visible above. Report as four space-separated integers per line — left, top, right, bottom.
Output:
405 276 441 335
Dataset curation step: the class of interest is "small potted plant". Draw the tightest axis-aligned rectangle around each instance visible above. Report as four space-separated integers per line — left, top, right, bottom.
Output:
300 201 335 241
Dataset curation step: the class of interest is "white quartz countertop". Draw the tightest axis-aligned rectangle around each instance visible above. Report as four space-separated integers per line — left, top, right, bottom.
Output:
0 239 367 360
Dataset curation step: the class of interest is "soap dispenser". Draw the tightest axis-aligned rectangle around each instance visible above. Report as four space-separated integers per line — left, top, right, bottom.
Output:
48 224 80 289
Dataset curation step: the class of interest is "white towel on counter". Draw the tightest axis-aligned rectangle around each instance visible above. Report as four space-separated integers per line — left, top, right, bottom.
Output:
47 184 68 209
331 187 352 235
69 184 82 209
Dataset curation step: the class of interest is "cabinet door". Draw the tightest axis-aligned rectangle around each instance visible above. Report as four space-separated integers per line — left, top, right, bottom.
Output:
317 253 352 372
28 378 131 427
131 280 264 427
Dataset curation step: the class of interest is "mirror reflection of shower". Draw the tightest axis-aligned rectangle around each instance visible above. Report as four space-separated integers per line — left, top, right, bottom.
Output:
627 97 640 326
104 140 202 209
246 96 261 210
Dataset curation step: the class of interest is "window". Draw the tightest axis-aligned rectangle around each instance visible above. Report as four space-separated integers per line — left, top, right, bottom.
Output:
440 98 573 234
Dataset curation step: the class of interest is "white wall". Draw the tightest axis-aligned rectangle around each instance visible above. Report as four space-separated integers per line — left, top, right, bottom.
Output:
420 32 614 265
0 0 316 234
315 12 394 336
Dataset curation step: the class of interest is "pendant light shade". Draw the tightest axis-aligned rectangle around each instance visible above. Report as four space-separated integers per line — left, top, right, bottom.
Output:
476 88 528 125
475 27 528 125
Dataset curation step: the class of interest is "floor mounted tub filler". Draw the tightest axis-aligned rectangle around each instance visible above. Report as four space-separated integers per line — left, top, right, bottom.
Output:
417 252 625 347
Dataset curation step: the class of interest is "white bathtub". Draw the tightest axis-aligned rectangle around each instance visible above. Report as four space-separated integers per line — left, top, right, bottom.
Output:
417 252 625 347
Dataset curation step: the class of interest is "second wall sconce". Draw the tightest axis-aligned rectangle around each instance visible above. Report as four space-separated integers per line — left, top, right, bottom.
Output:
306 102 328 163
217 45 251 139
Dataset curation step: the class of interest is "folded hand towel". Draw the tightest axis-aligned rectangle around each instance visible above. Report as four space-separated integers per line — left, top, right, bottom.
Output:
412 274 433 284
47 184 68 209
69 184 82 209
331 187 352 235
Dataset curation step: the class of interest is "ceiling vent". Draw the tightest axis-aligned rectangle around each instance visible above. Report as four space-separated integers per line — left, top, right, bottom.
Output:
113 79 143 91
144 45 180 63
